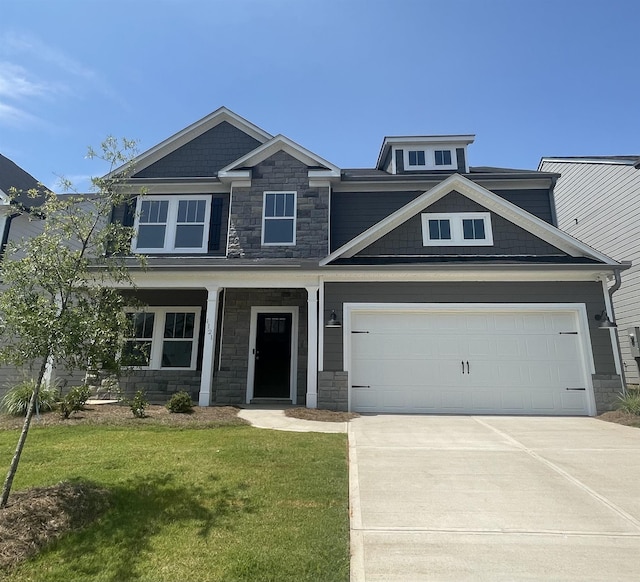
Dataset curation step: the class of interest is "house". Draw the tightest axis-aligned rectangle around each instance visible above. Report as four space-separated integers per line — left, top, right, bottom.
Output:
104 107 625 416
538 156 639 387
0 153 47 255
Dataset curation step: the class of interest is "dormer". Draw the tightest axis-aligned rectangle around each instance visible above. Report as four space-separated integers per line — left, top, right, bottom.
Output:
376 135 475 175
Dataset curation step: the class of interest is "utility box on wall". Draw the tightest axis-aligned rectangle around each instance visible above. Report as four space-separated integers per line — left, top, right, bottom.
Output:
629 327 640 358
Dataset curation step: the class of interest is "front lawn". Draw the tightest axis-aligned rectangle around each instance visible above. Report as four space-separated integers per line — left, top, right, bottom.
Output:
0 422 349 581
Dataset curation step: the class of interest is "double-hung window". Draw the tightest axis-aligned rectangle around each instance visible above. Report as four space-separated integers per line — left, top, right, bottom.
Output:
262 191 296 245
123 308 201 370
421 212 493 246
133 196 211 253
434 149 453 166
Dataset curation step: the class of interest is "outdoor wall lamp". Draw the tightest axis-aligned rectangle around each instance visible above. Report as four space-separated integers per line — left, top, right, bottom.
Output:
325 310 342 328
595 310 617 329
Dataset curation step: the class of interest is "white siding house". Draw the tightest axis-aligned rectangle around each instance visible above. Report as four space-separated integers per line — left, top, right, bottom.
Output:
539 156 640 384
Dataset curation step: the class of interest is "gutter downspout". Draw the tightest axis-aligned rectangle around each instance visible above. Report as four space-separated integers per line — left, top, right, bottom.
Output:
606 269 627 394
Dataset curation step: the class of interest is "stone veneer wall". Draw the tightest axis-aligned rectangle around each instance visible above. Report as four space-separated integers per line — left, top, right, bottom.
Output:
318 371 348 411
213 288 308 405
592 374 624 413
227 151 329 259
118 370 201 404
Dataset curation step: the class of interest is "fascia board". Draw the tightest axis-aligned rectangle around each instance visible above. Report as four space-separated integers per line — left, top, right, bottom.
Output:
539 157 639 169
219 135 340 174
321 174 621 266
105 107 273 179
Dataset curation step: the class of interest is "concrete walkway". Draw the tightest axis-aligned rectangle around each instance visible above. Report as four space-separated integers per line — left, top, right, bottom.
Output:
349 414 640 581
237 407 347 433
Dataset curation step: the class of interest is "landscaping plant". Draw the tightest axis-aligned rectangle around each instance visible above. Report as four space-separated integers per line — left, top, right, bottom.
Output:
618 390 640 415
1 380 58 417
128 390 148 418
58 385 91 419
0 138 146 508
165 390 193 413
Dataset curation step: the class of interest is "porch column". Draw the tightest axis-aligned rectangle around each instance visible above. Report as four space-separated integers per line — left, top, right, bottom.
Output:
306 286 319 408
199 286 220 407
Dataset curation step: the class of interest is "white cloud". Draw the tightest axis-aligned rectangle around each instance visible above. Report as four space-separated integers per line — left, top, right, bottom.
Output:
0 101 40 127
0 62 51 98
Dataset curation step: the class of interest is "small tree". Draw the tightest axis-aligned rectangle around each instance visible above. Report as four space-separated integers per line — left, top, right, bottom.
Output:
0 138 144 508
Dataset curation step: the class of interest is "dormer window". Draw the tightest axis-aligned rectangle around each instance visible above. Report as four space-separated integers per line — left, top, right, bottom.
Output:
434 149 452 166
402 147 457 172
408 150 426 167
421 212 493 246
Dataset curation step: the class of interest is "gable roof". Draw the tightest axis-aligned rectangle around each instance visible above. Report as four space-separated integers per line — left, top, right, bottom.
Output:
321 173 621 266
0 154 48 209
107 107 274 179
218 134 340 177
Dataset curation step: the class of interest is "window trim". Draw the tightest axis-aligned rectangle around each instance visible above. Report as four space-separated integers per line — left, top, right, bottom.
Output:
261 191 297 246
124 307 201 370
132 195 211 254
421 212 493 246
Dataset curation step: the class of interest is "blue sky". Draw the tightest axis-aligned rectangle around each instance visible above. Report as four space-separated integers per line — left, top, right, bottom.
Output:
1 0 639 191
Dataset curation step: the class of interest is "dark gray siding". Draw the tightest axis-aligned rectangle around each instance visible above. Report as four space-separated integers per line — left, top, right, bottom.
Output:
456 148 466 172
331 187 556 251
228 151 329 259
323 281 614 374
491 189 554 224
331 191 421 249
134 122 261 178
359 191 565 257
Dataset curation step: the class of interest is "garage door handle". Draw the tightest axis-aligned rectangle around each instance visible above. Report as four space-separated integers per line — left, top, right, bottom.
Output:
467 361 470 374
461 361 465 374
352 385 370 388
566 387 586 391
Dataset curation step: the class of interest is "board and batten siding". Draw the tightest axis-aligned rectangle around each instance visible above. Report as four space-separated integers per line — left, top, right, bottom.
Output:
323 281 615 376
541 160 640 383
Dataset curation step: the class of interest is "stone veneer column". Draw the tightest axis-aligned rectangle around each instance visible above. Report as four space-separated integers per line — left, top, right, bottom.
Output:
198 286 220 406
306 286 319 408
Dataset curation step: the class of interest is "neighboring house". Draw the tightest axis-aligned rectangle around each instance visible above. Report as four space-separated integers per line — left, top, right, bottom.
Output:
0 153 47 255
539 156 640 386
102 107 625 416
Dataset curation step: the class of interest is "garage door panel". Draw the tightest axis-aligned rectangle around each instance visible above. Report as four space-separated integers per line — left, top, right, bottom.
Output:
349 308 591 415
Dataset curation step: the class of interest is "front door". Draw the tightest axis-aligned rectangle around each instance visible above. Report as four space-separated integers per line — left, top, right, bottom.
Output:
253 312 293 398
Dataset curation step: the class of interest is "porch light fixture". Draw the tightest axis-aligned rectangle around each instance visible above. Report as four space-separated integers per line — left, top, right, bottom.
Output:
325 310 342 328
595 310 617 329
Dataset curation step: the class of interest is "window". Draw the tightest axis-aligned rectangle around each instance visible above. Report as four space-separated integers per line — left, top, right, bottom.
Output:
434 150 453 166
262 191 296 245
133 196 211 253
408 150 426 167
123 308 201 370
421 212 493 246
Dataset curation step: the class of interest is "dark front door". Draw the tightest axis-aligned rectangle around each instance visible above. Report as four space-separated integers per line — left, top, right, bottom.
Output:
253 312 293 398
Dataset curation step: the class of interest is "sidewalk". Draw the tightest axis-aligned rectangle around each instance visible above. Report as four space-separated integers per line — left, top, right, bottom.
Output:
237 407 348 433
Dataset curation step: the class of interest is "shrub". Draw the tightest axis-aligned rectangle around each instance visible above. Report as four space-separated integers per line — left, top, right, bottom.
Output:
59 385 91 419
618 390 640 415
1 379 58 416
166 391 194 414
128 390 148 418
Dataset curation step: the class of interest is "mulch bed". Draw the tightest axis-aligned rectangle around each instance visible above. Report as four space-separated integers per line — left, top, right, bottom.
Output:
0 404 248 431
284 407 359 422
597 410 640 428
0 481 110 571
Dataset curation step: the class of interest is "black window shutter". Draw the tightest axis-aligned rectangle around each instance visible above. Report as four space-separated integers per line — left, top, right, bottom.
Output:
209 198 224 251
122 198 136 227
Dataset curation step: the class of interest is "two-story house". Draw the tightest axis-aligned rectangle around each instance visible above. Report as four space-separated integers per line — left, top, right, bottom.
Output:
539 156 640 386
106 107 625 416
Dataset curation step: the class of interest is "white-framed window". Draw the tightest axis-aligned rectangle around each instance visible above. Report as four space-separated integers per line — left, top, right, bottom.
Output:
123 307 201 370
434 149 453 166
262 191 296 245
132 195 211 253
421 212 493 246
402 147 457 171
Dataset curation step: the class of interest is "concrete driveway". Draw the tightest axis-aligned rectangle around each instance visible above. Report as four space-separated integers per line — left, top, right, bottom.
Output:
349 415 640 581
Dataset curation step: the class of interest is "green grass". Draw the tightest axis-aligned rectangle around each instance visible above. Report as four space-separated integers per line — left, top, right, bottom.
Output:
0 425 349 582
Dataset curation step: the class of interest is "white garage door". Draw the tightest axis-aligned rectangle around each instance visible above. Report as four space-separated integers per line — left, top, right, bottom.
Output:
349 307 592 415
